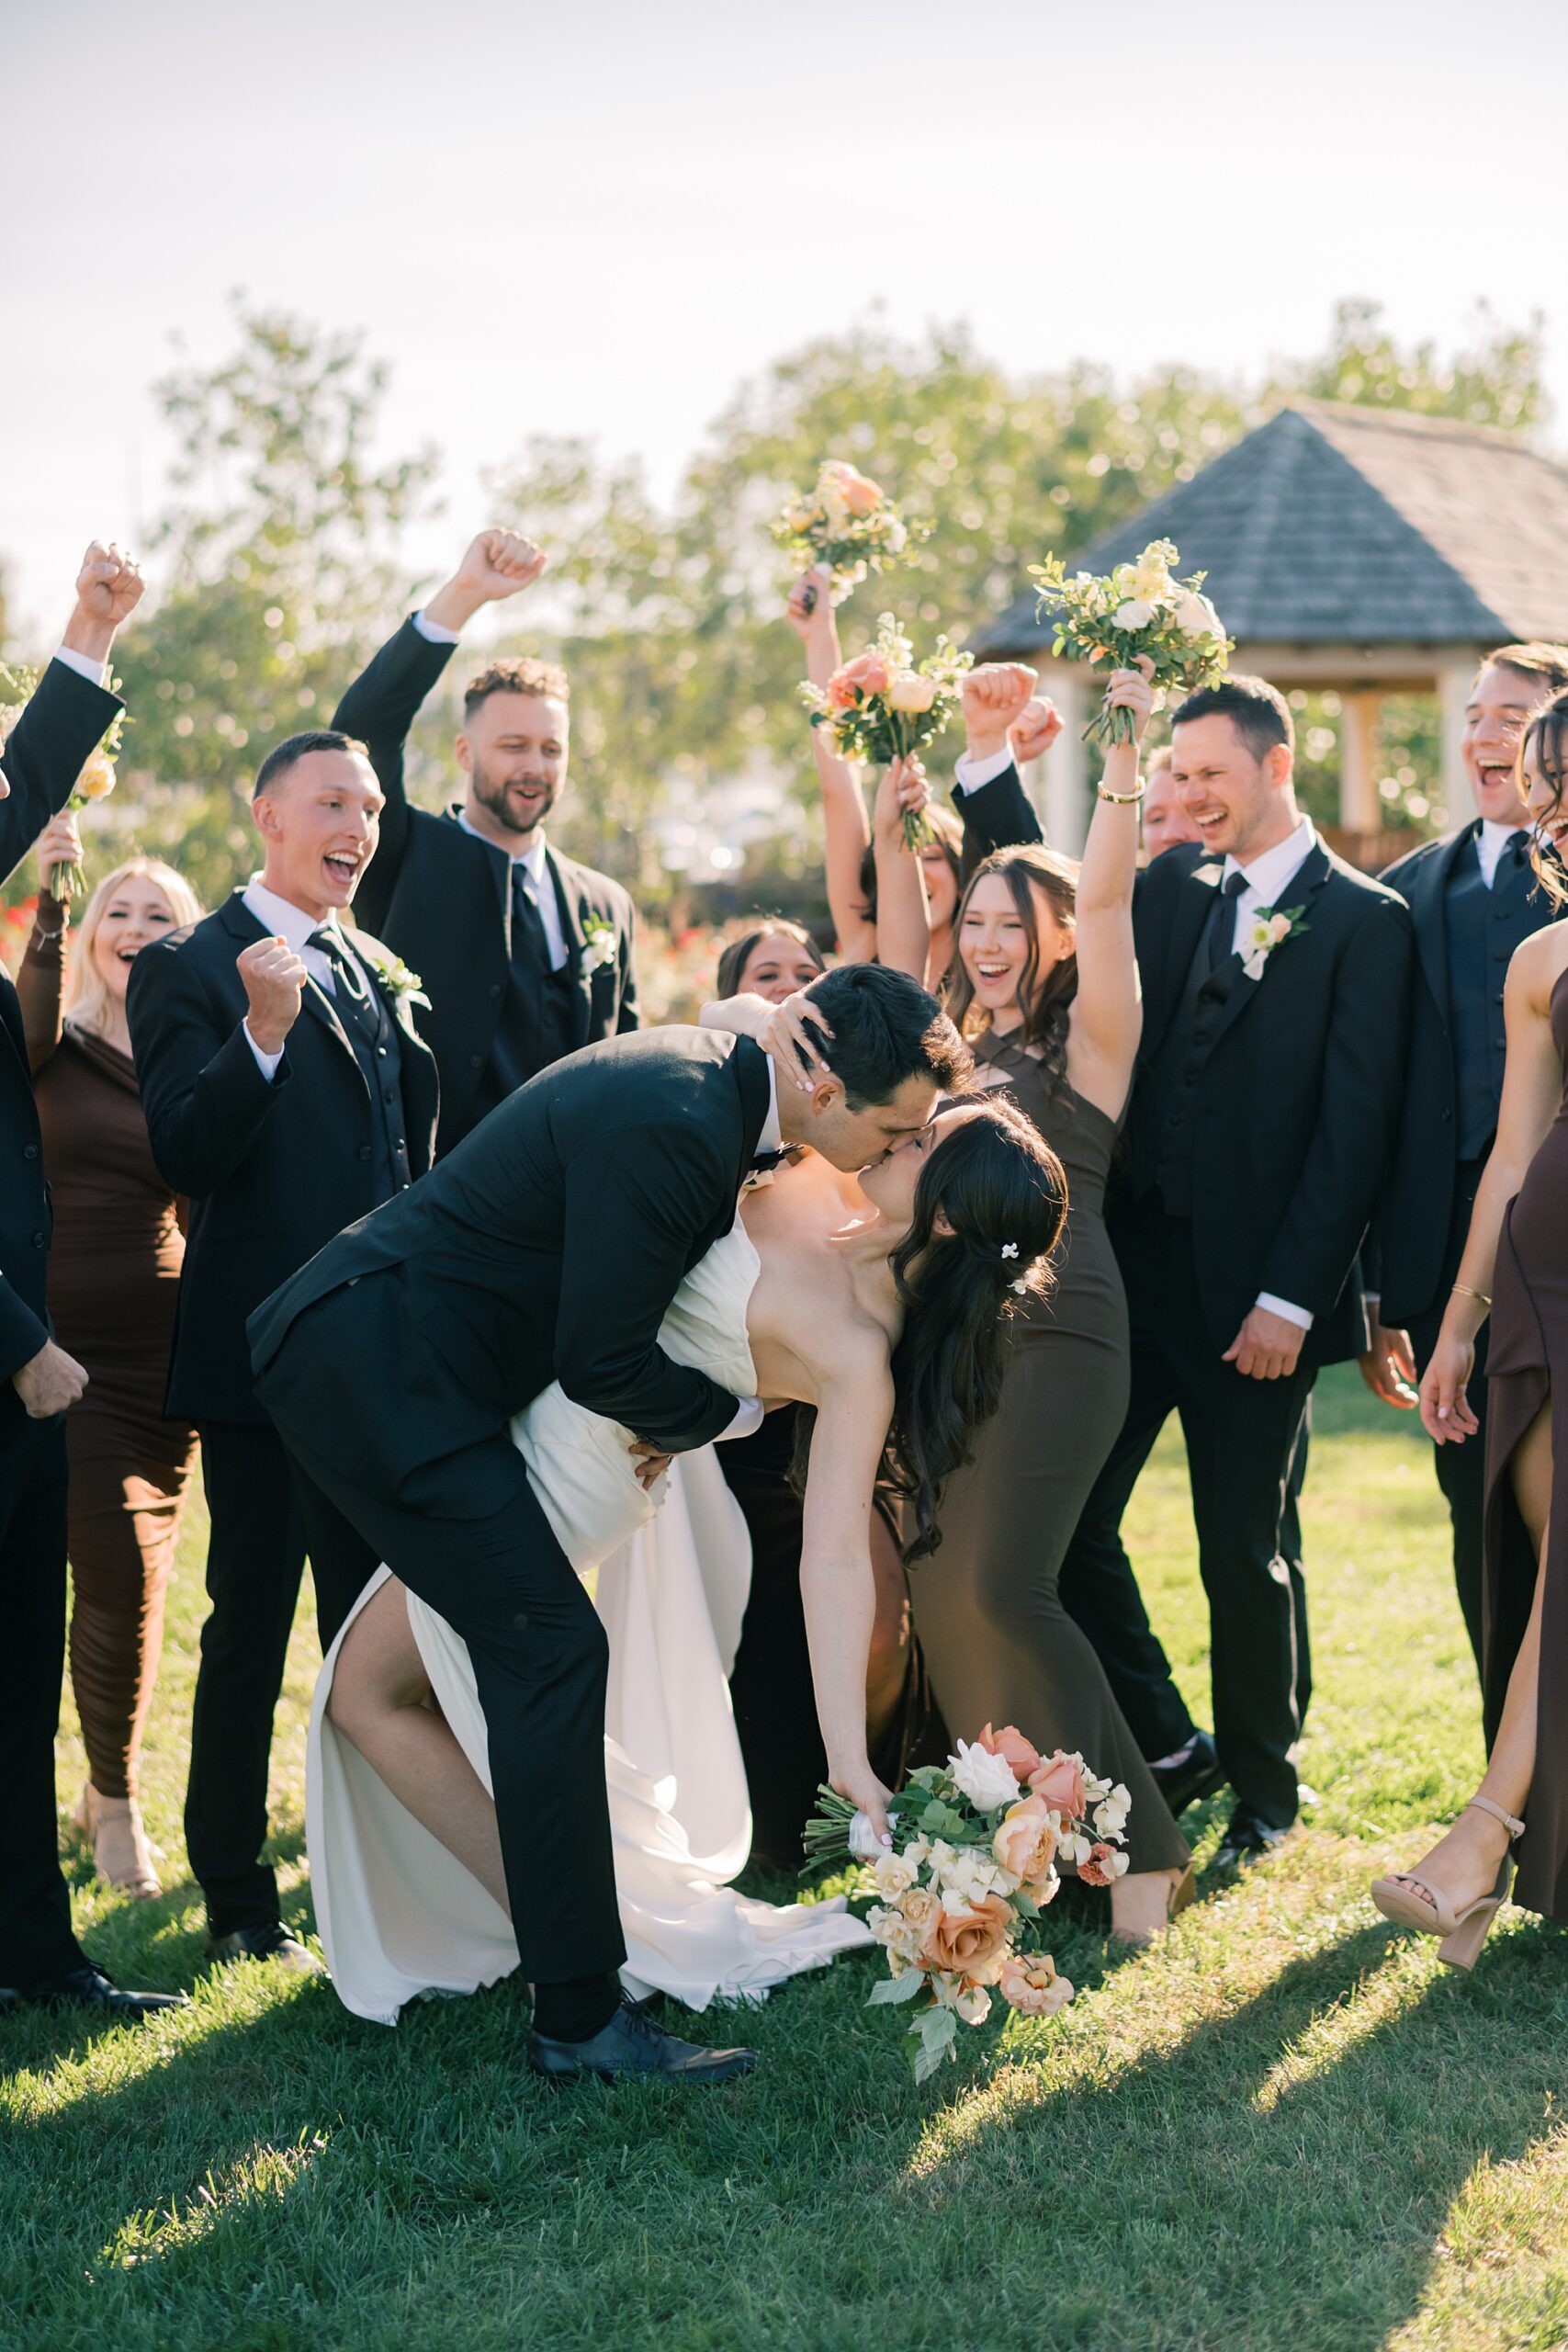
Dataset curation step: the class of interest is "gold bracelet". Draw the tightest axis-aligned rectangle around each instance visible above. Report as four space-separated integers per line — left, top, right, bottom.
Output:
1450 1283 1492 1309
1097 783 1145 806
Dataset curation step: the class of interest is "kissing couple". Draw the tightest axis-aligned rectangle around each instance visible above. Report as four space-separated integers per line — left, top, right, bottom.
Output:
248 963 1066 2085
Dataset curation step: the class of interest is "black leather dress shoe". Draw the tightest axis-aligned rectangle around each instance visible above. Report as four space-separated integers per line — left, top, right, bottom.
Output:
1213 1808 1292 1870
528 1992 759 2086
205 1923 321 1972
0 1962 188 2021
1148 1730 1227 1819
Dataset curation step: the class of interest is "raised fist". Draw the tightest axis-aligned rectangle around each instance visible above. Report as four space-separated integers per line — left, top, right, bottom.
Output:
455 529 548 602
73 540 144 628
962 662 1039 757
238 935 309 1057
1009 696 1063 766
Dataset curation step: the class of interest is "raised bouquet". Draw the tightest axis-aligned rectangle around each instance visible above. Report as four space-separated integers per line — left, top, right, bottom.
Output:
799 612 972 850
806 1724 1130 2084
0 660 125 904
771 459 928 605
1028 537 1230 747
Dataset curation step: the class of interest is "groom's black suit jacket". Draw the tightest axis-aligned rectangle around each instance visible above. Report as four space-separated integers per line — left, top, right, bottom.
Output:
0 660 123 1408
1371 822 1563 1330
248 1025 771 1521
336 617 638 1154
127 892 439 1426
1119 838 1415 1367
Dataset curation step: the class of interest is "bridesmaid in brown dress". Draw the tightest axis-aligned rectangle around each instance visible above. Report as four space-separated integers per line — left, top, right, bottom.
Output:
1376 689 1568 1961
18 818 202 1899
914 664 1192 1946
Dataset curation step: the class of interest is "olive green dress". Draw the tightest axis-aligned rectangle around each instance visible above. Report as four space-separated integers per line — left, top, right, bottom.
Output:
910 1031 1190 1876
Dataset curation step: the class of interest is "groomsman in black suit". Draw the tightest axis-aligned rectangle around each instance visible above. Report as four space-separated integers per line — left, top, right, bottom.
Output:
0 543 182 2020
128 731 438 1967
1058 677 1415 1866
1361 642 1568 1673
336 531 638 1155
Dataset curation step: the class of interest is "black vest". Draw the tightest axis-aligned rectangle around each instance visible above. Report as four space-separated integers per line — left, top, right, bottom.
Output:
331 967 412 1202
477 873 578 1118
1143 929 1232 1217
1447 838 1528 1162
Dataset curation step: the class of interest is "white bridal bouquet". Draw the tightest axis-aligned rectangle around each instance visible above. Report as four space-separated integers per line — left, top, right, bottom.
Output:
1028 538 1231 746
805 1724 1130 2083
0 659 125 904
799 612 972 850
770 459 928 605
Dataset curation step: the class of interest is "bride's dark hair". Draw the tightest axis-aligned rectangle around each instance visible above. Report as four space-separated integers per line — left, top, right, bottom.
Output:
885 1094 1067 1560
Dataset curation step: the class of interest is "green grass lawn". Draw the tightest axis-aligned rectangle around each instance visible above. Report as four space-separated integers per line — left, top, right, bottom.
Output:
6 1370 1567 2352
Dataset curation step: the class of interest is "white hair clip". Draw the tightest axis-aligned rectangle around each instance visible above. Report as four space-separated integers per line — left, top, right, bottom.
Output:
1001 1241 1019 1260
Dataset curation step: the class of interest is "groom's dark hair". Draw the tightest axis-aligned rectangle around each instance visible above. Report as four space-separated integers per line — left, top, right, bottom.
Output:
1173 674 1293 762
802 964 972 1105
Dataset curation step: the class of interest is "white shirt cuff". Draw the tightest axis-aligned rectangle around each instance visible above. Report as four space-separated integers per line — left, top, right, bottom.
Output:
954 747 1015 795
412 609 461 646
718 1397 765 1442
52 645 110 687
243 1020 284 1081
1257 1293 1314 1331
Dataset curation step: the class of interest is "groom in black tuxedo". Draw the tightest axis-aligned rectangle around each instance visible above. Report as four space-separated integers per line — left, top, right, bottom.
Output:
336 530 638 1155
1058 677 1415 1866
128 730 439 1968
0 543 183 2020
1362 642 1568 1674
249 965 968 2082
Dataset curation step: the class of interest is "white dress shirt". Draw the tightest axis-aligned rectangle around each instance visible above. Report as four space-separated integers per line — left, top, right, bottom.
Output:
953 746 1015 795
240 881 370 1080
1476 819 1528 889
51 645 112 687
456 815 570 971
1213 816 1319 1332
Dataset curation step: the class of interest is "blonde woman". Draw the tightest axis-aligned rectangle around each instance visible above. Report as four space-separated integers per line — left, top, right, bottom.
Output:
19 820 202 1897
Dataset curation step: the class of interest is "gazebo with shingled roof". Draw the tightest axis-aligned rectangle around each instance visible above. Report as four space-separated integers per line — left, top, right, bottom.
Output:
974 399 1568 854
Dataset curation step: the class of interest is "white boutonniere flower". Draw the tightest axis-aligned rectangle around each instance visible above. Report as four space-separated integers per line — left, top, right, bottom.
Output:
354 937 430 1012
581 916 618 973
1239 904 1309 983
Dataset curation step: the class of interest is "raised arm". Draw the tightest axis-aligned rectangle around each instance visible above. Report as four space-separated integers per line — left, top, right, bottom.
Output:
1065 664 1149 1119
951 665 1048 870
797 1351 899 1839
1421 927 1568 1443
869 757 933 981
0 542 136 882
786 571 875 959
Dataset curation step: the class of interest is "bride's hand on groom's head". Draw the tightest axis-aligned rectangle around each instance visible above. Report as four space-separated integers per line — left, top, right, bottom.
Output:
760 989 834 1091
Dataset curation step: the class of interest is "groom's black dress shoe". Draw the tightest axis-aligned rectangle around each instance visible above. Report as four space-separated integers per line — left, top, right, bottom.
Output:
205 1923 321 1973
0 1962 188 2022
1213 1809 1292 1871
527 1992 759 2086
1149 1731 1227 1819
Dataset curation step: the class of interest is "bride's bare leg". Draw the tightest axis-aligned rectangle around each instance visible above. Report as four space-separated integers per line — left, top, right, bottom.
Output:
327 1578 511 1916
1389 1398 1548 1915
866 1508 914 1748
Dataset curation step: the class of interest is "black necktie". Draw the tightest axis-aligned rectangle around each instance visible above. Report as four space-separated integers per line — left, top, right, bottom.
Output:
310 928 377 1038
512 865 553 978
1204 872 1249 973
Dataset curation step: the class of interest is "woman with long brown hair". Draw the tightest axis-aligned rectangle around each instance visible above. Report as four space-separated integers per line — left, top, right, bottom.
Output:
912 663 1194 1945
1377 685 1568 1958
18 820 202 1898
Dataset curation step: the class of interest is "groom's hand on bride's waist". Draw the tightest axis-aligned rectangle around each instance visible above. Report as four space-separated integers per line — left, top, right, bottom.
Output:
628 1438 673 1490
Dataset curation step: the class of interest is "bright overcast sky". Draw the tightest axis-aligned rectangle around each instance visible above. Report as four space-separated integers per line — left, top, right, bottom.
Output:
7 0 1564 641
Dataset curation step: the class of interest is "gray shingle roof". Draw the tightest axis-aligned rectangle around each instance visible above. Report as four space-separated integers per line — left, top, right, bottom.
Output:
974 401 1568 660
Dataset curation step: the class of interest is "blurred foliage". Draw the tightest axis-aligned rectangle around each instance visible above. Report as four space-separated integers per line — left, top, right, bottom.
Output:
0 297 1547 915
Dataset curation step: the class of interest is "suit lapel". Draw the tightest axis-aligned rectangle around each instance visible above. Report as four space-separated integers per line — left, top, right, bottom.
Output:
1409 827 1476 1022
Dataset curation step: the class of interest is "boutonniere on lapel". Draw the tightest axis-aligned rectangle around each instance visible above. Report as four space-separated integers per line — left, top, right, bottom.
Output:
1239 905 1310 983
353 938 431 1012
581 916 618 973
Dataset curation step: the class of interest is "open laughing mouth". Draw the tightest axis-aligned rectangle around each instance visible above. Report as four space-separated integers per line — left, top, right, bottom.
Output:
974 961 1015 986
322 852 362 888
1476 763 1516 796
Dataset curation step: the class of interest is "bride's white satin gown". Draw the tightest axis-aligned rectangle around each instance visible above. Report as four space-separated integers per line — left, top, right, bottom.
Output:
307 1219 870 2022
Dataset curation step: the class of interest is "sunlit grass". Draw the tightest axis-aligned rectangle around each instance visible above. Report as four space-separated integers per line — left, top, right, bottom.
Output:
5 1369 1565 2352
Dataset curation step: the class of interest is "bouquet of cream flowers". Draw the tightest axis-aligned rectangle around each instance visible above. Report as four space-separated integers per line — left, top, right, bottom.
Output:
0 660 125 904
799 613 972 850
771 459 928 605
806 1724 1130 2084
1028 538 1230 747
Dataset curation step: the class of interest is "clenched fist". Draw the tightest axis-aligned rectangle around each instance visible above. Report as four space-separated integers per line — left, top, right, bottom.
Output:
14 1340 89 1418
963 663 1040 759
425 529 548 632
62 539 144 664
1009 696 1063 766
238 935 309 1057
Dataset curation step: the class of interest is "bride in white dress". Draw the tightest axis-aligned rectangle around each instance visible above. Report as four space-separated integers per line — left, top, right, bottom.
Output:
308 1027 1067 2026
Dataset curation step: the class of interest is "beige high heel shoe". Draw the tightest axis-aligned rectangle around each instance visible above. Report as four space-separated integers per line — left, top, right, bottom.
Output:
1370 1794 1524 1971
1111 1862 1197 1951
70 1784 161 1901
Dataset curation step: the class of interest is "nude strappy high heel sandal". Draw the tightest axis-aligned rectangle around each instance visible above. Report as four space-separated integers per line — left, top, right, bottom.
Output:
1370 1794 1525 1971
70 1783 162 1901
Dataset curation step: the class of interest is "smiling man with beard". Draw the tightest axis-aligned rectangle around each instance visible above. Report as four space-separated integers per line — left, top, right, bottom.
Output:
337 530 639 1155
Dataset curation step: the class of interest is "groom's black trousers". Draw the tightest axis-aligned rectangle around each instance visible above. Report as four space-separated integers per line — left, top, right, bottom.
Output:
1058 1203 1314 1831
276 1404 627 1988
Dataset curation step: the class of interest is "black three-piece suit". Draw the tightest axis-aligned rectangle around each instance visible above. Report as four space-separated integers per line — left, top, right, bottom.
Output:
249 1025 771 1985
126 894 439 1933
0 659 122 1990
1374 821 1563 1669
1059 836 1416 1829
336 617 638 1155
